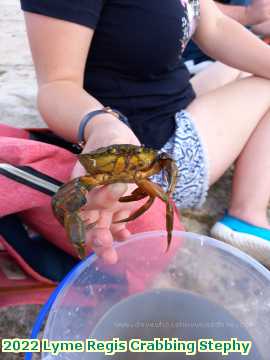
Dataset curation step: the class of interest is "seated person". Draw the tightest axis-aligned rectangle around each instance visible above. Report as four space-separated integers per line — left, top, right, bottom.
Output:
184 0 270 95
20 0 270 268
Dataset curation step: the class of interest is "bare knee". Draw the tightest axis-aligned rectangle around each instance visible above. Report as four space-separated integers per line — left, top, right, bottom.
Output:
191 62 242 96
244 76 270 108
186 75 270 186
244 75 270 90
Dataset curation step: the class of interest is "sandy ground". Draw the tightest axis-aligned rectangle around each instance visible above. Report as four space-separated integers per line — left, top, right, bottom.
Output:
0 0 45 129
1 1 270 360
0 2 45 354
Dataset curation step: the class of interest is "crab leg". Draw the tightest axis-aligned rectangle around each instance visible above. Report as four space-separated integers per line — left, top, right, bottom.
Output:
160 157 178 196
114 185 154 222
114 196 155 223
115 179 174 250
136 156 178 197
138 179 174 250
165 201 174 250
118 186 148 202
140 179 174 251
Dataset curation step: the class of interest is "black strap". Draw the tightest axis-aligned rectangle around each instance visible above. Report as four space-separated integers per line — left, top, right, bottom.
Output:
0 164 63 196
77 107 129 147
28 129 82 154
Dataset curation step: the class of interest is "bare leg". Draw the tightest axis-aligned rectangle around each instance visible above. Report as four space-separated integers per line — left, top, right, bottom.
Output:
190 61 250 97
229 108 270 228
186 76 270 227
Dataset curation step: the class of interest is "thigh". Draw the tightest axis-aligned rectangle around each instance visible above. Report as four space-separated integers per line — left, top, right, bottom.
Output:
186 76 270 184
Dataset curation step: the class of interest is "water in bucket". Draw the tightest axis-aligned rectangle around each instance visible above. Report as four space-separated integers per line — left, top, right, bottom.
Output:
39 231 270 359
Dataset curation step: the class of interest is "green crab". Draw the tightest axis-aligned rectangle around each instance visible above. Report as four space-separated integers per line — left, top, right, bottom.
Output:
52 144 178 258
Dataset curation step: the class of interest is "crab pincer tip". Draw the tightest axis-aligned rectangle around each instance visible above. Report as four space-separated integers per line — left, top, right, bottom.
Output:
165 234 172 253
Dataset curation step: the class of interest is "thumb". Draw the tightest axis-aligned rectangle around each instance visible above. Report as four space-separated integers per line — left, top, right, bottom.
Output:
71 159 85 179
107 183 128 200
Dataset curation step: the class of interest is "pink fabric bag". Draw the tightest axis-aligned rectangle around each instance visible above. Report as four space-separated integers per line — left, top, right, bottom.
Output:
0 123 184 307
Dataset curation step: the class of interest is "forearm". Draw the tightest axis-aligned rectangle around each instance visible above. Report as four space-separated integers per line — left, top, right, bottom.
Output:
252 19 270 36
217 3 248 25
37 81 114 143
194 14 270 78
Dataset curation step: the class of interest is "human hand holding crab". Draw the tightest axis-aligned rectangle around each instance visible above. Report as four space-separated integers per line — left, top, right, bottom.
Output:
52 114 177 264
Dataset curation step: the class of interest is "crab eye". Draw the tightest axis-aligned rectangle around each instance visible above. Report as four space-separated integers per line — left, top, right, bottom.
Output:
109 148 117 154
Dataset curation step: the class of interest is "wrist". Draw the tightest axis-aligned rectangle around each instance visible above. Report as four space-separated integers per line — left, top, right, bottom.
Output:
84 113 121 139
79 107 129 146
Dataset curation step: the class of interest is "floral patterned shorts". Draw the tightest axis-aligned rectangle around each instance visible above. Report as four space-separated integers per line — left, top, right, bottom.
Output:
151 110 209 209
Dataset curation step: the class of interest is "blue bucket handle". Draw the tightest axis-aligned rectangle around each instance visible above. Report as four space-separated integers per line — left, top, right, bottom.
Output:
25 255 93 360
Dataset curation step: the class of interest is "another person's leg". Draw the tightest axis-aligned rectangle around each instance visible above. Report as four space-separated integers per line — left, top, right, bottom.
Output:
185 76 270 265
190 61 250 97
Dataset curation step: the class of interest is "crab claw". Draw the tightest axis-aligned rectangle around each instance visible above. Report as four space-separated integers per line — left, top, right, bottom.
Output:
64 212 87 259
52 178 92 258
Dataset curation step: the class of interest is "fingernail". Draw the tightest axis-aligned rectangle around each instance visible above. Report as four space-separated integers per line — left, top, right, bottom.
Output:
102 249 118 264
108 183 127 199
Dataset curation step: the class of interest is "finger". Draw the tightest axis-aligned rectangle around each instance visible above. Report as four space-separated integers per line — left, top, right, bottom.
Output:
112 212 131 241
113 228 131 242
86 228 118 264
80 209 99 226
100 248 118 264
85 183 128 211
84 213 115 234
87 227 113 253
111 210 131 236
95 210 113 228
81 211 114 260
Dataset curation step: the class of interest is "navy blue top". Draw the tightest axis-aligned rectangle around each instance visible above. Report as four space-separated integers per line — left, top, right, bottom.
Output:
21 0 200 149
